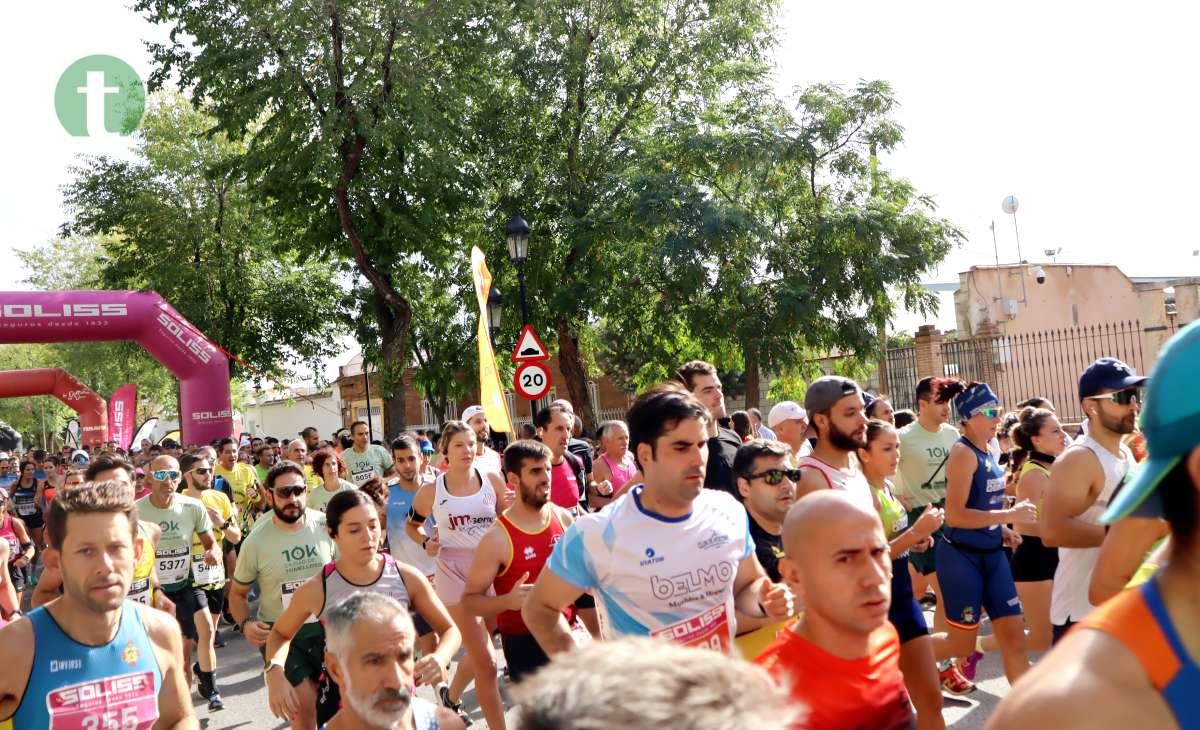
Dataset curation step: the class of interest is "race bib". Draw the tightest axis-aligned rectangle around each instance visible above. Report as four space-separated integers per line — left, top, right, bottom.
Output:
47 671 158 729
127 577 151 605
650 604 731 652
191 551 225 586
350 465 376 486
154 546 190 585
282 579 318 623
15 496 37 516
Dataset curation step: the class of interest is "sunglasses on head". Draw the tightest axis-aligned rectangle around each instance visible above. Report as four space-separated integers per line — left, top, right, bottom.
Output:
1084 387 1143 406
152 470 181 481
747 468 802 486
271 485 306 498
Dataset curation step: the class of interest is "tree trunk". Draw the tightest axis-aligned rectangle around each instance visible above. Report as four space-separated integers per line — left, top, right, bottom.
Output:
371 288 409 437
744 346 761 410
556 319 597 434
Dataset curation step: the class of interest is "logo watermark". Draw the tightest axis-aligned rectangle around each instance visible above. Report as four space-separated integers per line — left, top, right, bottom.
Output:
55 55 145 137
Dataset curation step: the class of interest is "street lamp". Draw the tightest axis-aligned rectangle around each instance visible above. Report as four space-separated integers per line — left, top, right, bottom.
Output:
506 215 531 325
487 284 503 348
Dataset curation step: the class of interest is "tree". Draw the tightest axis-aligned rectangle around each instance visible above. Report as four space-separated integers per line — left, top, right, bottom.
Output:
135 0 503 433
59 91 348 382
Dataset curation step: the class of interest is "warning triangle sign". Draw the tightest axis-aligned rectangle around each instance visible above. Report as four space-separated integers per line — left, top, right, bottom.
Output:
511 324 549 363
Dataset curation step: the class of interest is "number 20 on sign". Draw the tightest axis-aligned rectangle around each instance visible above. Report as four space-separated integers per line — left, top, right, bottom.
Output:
514 361 552 400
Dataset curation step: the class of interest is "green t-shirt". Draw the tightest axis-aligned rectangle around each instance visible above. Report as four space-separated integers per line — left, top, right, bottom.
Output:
233 509 336 623
342 444 393 487
894 422 961 508
255 464 269 485
136 493 214 592
308 479 357 513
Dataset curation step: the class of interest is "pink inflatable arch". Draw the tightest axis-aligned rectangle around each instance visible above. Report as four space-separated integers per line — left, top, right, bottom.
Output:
0 368 108 446
0 291 233 446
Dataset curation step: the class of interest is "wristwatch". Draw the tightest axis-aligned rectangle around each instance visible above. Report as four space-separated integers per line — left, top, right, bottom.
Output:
221 518 232 530
265 657 285 676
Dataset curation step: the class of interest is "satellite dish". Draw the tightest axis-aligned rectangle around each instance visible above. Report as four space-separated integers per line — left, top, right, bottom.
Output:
1002 196 1019 215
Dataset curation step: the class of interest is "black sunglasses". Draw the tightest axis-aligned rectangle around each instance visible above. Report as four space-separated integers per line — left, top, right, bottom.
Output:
747 468 802 486
190 467 213 475
271 485 306 498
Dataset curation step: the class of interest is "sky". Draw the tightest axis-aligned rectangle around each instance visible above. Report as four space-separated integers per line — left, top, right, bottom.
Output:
2 1 1198 381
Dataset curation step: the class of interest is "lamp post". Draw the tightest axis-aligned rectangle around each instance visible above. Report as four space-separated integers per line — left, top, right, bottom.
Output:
487 284 503 349
505 214 534 423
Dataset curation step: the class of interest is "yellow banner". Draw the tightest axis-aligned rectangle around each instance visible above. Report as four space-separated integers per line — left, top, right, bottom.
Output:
470 247 513 433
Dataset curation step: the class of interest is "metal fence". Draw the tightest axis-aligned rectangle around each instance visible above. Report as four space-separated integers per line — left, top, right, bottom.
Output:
882 345 920 412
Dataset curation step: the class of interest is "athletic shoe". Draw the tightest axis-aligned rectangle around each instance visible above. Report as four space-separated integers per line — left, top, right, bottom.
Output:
438 684 473 727
959 651 984 681
939 664 976 696
213 631 227 649
207 692 225 712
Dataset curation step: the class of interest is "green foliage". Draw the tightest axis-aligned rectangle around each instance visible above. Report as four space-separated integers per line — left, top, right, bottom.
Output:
766 355 876 404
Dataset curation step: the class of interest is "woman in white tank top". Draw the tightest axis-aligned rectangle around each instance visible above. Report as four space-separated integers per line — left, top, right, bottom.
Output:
259 490 460 725
405 421 512 730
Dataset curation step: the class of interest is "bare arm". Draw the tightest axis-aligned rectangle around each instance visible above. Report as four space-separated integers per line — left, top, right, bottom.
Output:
1014 469 1049 535
264 574 323 666
732 552 777 632
795 467 830 500
0 542 17 618
30 562 62 608
222 501 242 545
460 527 518 619
944 444 1014 529
1041 448 1106 548
405 483 435 547
0 619 35 721
1089 517 1170 605
522 569 585 657
228 580 254 627
399 564 460 682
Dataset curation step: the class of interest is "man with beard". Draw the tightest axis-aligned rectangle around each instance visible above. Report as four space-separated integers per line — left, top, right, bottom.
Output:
230 461 336 730
794 376 874 512
462 440 578 682
323 592 465 730
1041 358 1147 643
300 426 321 455
343 421 396 487
458 406 503 477
677 361 743 499
0 481 197 729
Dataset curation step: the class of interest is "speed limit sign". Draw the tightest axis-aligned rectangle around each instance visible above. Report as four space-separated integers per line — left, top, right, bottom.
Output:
514 362 552 400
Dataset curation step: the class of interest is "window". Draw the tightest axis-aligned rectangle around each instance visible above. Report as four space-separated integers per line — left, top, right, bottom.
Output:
587 380 600 417
421 400 439 426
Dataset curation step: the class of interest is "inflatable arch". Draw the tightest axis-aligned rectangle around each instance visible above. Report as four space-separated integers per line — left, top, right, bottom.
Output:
0 291 233 446
0 368 108 446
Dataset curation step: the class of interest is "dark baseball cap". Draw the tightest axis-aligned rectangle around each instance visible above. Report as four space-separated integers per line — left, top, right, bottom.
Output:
804 376 862 414
1078 357 1147 400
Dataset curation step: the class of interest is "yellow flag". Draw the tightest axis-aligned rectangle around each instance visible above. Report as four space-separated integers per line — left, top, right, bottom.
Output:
470 247 514 433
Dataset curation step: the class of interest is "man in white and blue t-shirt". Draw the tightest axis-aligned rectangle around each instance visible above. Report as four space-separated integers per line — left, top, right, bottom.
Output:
523 383 794 654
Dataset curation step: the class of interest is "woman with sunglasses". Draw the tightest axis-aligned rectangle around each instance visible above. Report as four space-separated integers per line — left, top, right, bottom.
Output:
858 420 947 730
262 489 460 726
935 380 1037 686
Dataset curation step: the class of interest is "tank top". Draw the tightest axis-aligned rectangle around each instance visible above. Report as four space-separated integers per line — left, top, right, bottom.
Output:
0 514 20 565
1078 577 1200 725
494 510 571 635
9 603 163 729
870 481 909 543
1052 434 1132 624
599 451 637 491
797 454 874 513
942 438 1006 551
1017 456 1052 524
319 554 411 620
11 479 39 519
128 523 156 606
316 695 439 730
431 470 496 550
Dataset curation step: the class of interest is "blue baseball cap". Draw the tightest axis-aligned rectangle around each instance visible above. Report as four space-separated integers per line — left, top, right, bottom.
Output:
1078 357 1147 401
1103 321 1200 523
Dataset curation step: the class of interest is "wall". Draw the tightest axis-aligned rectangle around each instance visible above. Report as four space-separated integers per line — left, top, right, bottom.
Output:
243 390 342 442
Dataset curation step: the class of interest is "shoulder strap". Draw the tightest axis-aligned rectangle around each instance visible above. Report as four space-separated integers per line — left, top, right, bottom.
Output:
1078 579 1181 692
921 450 954 489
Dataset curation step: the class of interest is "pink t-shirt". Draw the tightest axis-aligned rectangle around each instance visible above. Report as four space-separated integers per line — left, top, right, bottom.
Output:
550 458 581 509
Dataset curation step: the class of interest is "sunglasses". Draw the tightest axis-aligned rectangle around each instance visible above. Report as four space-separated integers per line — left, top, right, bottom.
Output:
977 407 1003 419
1084 387 1143 406
152 470 181 481
271 485 306 498
190 467 213 475
747 468 802 486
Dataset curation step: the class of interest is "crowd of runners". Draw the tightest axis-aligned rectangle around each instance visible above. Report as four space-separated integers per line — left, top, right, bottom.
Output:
1 320 1198 729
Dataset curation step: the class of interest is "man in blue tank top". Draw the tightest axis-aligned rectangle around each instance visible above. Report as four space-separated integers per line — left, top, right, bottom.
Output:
0 480 196 729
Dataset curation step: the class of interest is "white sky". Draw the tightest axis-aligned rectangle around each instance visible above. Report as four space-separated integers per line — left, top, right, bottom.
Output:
2 1 1198 380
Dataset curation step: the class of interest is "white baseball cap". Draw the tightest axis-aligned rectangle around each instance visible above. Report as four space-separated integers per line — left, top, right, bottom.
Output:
461 405 486 422
767 401 808 429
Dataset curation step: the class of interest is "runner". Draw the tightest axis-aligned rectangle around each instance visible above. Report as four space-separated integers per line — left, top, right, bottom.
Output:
0 491 32 607
748 407 776 440
754 490 916 730
794 376 874 511
934 379 1035 685
535 403 603 511
676 361 742 497
592 420 637 500
215 436 262 535
989 320 1200 730
406 421 510 730
343 421 396 487
858 420 947 730
8 460 45 569
322 592 467 730
461 440 578 682
301 426 321 454
387 437 438 579
0 455 14 491
0 481 196 728
0 539 17 623
136 454 226 712
180 453 240 688
229 460 337 730
263 490 460 726
731 440 794 612
309 449 356 512
550 400 596 477
523 383 792 653
285 439 322 490
1042 357 1145 643
254 443 277 486
458 406 503 476
767 401 811 463
1007 405 1070 651
866 395 896 425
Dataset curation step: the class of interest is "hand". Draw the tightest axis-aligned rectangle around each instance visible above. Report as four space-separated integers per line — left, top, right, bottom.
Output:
203 547 221 566
424 535 440 558
207 507 223 527
1002 526 1023 549
413 653 448 687
910 536 934 553
243 619 272 647
1006 499 1038 523
594 480 613 497
759 580 794 620
912 504 944 537
503 571 534 612
500 489 516 511
266 665 300 722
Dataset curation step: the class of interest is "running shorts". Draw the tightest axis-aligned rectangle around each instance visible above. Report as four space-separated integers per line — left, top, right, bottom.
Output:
501 632 552 683
1010 534 1058 583
934 537 1022 629
905 503 944 576
435 547 493 607
888 556 929 644
165 585 208 641
259 622 326 687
